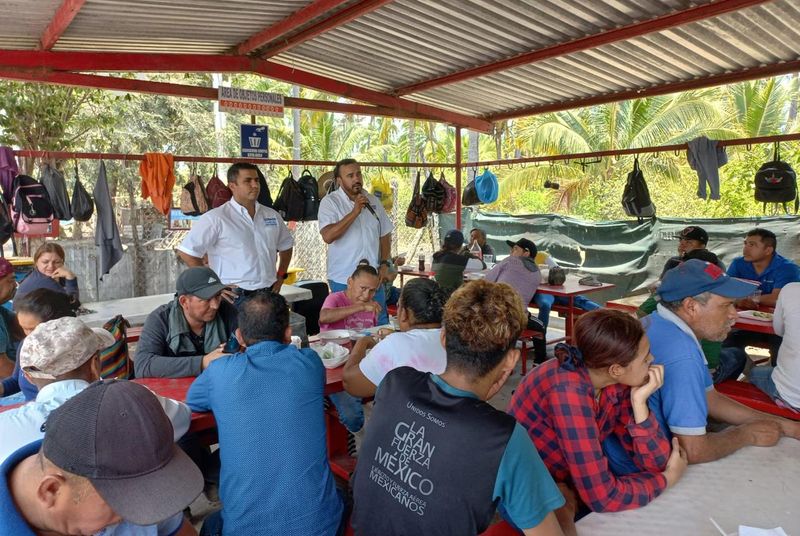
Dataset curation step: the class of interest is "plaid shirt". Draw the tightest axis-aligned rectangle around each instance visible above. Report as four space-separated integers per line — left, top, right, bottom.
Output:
508 358 670 512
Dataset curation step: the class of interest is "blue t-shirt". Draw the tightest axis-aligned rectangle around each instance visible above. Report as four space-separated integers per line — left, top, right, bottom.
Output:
645 310 713 437
1 441 183 536
187 340 342 536
430 375 564 530
726 253 800 295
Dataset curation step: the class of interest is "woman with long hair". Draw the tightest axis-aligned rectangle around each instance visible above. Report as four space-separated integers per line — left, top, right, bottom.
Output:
15 243 80 309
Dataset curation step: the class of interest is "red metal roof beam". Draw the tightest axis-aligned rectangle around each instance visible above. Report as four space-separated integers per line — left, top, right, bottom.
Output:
259 0 394 58
394 0 772 96
487 59 800 122
39 0 86 50
233 0 351 56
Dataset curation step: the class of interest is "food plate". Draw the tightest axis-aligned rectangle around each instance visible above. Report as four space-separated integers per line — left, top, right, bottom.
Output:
310 342 349 369
737 310 773 323
319 329 351 345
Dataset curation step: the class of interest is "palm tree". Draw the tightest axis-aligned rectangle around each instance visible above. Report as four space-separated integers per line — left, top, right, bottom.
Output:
724 77 800 138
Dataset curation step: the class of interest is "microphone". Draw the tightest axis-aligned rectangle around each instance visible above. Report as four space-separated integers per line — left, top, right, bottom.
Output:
360 194 378 219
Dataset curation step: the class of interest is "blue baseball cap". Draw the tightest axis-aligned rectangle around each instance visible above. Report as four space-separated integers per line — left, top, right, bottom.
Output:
657 259 757 302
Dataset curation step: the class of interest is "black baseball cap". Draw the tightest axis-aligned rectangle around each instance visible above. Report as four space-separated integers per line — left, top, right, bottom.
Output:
678 226 708 244
505 238 538 257
444 229 465 247
42 381 203 525
176 266 226 300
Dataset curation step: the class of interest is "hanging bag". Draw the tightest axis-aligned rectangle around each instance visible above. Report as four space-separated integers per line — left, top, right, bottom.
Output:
421 171 445 213
297 168 320 220
438 172 457 213
405 171 428 228
70 163 94 221
180 174 210 216
475 168 499 204
462 171 481 206
10 174 55 235
206 175 232 208
40 164 72 220
273 171 306 221
621 157 656 223
371 175 392 212
255 166 273 208
0 194 14 250
754 144 798 213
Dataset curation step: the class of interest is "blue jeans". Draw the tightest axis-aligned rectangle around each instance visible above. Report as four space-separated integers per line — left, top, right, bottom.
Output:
749 366 779 398
328 280 389 326
533 293 601 330
712 347 748 384
328 391 365 433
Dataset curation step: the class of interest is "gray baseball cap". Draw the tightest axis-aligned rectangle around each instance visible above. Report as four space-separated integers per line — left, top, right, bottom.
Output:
20 317 115 380
176 266 226 300
43 380 203 525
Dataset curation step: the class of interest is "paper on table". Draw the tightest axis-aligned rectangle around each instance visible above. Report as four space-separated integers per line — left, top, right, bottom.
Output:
739 527 789 536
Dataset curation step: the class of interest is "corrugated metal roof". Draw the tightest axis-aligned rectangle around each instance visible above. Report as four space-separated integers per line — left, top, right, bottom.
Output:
1 0 799 123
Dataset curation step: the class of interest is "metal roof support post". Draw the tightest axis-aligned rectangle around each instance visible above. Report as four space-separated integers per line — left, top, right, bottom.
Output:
455 126 462 230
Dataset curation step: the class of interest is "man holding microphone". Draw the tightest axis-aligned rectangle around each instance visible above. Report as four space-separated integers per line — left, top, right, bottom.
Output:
319 158 394 325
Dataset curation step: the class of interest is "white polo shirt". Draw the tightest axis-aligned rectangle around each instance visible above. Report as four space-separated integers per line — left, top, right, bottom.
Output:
318 188 393 283
178 199 294 290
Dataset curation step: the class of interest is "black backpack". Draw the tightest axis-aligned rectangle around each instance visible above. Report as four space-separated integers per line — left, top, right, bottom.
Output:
255 166 273 208
297 169 320 220
622 157 656 223
421 171 445 213
70 163 94 221
273 172 305 222
754 144 797 213
40 164 72 220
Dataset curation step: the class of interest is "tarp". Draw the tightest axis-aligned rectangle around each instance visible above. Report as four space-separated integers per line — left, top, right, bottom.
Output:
439 211 800 302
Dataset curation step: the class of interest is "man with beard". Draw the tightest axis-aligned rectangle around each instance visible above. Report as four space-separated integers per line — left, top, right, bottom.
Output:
642 259 800 464
319 159 394 325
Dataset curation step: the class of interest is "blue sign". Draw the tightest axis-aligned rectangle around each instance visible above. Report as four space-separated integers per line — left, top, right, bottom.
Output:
240 124 269 158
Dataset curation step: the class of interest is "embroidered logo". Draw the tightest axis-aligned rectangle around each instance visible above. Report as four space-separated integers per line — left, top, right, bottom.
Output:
703 262 724 279
765 174 784 185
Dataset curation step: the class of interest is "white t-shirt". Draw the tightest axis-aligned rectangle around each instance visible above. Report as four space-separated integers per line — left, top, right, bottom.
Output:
358 328 446 387
772 282 800 407
318 188 393 283
178 199 294 290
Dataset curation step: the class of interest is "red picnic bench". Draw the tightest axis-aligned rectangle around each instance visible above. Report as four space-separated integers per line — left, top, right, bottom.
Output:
716 379 800 421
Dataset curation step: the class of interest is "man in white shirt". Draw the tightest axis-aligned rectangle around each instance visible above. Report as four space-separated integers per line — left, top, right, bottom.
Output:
178 163 294 302
318 159 394 325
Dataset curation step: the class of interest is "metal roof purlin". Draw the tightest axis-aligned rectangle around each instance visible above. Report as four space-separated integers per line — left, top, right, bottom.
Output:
0 69 439 121
232 0 351 56
259 0 395 59
487 58 800 121
39 0 87 50
0 50 492 131
394 0 772 96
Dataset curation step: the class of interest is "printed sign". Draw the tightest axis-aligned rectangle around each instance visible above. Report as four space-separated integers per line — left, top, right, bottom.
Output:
240 124 269 159
218 87 284 116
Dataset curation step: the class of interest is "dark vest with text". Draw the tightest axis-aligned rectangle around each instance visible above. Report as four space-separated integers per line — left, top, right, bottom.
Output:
351 367 516 536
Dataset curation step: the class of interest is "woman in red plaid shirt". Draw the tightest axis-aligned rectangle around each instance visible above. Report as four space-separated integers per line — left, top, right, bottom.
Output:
508 309 687 514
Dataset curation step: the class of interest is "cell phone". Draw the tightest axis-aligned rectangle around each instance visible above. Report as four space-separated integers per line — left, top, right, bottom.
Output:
222 334 240 353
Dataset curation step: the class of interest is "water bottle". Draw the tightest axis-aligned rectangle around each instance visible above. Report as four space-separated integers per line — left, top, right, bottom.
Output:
470 241 483 260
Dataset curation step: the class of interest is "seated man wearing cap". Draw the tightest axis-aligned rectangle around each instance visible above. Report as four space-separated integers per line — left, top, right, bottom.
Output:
484 238 547 363
636 259 800 465
135 266 238 379
187 291 343 536
0 317 190 464
0 380 203 536
432 229 484 296
660 226 723 276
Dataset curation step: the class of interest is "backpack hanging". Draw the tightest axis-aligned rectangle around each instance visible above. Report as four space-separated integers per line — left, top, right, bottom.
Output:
180 174 210 216
255 166 273 208
297 169 320 220
10 174 55 235
438 172 457 213
40 164 72 220
70 162 94 222
475 168 499 204
206 175 232 209
421 171 445 213
404 171 428 228
273 171 306 222
754 144 798 213
621 157 656 223
462 171 481 206
371 175 392 212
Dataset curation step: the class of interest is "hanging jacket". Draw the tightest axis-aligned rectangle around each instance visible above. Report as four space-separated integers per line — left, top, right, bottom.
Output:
40 164 72 220
94 161 124 280
0 146 18 203
139 152 176 215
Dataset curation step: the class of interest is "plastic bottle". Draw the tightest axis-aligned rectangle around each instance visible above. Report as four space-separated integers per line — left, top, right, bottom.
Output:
470 241 483 260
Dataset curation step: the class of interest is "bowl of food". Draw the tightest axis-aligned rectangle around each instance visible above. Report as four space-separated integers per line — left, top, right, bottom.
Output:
318 329 351 345
310 342 349 369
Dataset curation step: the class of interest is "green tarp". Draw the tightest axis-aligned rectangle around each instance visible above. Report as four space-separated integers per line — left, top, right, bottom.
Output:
439 211 800 303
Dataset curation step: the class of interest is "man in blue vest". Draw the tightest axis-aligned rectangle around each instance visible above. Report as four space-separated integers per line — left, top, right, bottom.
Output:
351 279 568 536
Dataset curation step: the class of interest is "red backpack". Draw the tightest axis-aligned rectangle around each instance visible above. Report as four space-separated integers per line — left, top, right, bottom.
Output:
206 175 232 209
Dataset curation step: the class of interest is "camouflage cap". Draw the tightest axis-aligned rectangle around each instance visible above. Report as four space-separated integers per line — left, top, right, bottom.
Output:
20 317 115 380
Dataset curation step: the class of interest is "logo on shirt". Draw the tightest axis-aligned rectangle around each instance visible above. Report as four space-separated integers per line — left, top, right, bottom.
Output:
263 217 278 226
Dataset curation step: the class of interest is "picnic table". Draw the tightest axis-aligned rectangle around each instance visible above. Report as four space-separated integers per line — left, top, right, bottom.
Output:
79 284 313 328
576 437 800 535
